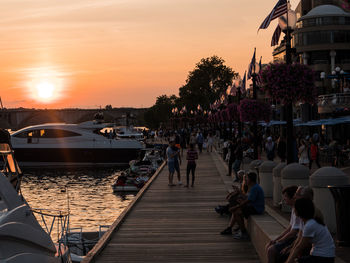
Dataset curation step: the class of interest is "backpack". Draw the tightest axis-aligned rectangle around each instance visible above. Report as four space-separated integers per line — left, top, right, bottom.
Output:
310 144 318 160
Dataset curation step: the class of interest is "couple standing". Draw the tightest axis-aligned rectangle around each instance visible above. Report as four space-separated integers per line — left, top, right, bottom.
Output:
166 140 198 187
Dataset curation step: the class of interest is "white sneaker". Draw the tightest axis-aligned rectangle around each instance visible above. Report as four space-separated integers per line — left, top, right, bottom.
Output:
178 181 182 185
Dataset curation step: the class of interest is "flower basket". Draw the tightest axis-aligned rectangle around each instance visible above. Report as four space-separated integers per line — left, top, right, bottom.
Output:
260 62 317 104
227 103 239 121
239 99 271 122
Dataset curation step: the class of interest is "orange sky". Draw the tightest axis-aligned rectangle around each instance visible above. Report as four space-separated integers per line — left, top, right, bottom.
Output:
1 0 299 109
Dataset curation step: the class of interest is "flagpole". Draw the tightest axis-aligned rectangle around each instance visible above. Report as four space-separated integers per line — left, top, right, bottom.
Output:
285 0 294 164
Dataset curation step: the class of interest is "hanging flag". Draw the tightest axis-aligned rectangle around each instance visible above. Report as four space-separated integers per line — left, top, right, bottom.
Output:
258 56 262 72
247 48 256 80
271 24 282 46
256 56 263 86
258 0 287 30
241 71 247 92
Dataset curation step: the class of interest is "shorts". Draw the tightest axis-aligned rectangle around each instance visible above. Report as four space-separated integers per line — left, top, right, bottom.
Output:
274 236 297 263
274 237 296 252
242 204 258 219
168 161 180 173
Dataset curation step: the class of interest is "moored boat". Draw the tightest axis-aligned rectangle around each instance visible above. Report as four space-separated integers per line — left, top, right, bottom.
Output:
0 139 72 263
10 121 144 168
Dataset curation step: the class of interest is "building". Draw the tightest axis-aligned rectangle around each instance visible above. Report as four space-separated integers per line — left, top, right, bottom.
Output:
272 0 350 142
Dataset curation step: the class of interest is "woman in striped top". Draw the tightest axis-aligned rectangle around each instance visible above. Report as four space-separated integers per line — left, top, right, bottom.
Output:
185 143 198 187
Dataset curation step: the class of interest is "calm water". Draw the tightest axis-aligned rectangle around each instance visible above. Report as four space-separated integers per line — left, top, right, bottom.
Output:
20 168 134 241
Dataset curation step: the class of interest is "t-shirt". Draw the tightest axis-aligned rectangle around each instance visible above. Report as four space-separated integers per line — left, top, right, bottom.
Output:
186 149 198 163
290 209 302 230
247 184 265 214
302 219 335 258
166 146 179 162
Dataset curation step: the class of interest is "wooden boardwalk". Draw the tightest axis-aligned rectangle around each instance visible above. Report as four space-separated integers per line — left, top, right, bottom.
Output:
90 151 260 262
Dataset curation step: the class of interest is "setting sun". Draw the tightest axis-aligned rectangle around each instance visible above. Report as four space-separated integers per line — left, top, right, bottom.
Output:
25 66 66 104
36 82 55 99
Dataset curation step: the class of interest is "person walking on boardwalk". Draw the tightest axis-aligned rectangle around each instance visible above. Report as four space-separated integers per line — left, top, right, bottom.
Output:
166 139 182 186
185 143 198 187
196 132 204 153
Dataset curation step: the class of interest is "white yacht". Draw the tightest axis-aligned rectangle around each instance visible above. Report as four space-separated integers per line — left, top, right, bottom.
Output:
114 126 145 141
10 121 144 167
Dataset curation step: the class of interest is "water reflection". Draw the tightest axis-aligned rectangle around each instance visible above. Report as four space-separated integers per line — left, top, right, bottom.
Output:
21 168 134 239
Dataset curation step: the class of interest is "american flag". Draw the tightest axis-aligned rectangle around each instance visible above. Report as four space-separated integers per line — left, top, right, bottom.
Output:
271 24 282 46
256 56 263 86
247 48 256 80
258 0 288 30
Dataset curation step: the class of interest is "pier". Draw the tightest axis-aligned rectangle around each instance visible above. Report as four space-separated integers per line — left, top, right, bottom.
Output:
82 151 260 262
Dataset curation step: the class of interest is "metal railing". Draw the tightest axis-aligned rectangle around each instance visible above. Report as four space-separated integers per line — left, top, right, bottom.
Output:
318 93 350 114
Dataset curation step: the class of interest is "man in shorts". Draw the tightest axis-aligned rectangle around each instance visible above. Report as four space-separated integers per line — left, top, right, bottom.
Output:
166 139 181 186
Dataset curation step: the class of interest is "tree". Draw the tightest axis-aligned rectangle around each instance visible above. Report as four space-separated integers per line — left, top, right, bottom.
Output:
144 94 178 129
105 104 112 110
179 56 237 111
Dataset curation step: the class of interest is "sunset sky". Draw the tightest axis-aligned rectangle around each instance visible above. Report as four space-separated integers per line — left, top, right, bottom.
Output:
1 0 299 109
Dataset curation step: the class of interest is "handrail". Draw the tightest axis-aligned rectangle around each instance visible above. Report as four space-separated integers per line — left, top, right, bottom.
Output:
81 161 166 263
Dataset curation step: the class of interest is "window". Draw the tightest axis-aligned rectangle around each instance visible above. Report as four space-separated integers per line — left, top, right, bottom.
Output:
13 129 81 138
40 129 81 138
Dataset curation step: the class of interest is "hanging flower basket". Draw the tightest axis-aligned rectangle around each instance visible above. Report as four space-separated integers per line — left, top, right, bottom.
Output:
220 110 228 122
260 62 317 104
239 99 271 122
227 103 239 121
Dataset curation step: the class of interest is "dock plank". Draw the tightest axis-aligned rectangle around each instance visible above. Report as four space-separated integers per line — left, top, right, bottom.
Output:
93 152 260 262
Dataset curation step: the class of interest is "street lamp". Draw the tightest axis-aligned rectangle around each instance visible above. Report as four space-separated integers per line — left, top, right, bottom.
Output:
250 63 261 159
278 9 297 164
234 76 243 138
320 71 326 94
331 67 346 93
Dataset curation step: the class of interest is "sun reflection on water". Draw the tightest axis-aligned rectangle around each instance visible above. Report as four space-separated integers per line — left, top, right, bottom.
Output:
20 168 134 242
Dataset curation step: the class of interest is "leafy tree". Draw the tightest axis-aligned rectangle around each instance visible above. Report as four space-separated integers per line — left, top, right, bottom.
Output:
105 104 113 110
179 56 237 111
144 94 178 129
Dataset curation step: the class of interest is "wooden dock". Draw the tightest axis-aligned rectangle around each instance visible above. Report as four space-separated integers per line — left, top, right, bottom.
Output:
83 151 260 263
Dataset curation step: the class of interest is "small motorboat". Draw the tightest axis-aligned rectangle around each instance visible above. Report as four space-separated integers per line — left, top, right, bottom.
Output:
60 226 109 263
112 172 148 192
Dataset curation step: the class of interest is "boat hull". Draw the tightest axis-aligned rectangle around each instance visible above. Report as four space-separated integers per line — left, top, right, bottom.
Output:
13 147 141 167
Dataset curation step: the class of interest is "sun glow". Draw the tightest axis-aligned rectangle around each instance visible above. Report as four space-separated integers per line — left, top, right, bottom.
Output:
36 82 55 99
25 66 67 103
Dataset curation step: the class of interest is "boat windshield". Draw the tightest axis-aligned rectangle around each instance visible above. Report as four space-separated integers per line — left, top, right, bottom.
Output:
0 143 22 191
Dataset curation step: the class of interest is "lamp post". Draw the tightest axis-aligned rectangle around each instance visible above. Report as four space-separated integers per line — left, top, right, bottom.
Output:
332 67 345 93
251 63 260 160
235 76 243 138
278 9 297 164
320 71 326 95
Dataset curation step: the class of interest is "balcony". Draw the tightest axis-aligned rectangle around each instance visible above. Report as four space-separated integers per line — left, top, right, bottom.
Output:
318 93 350 114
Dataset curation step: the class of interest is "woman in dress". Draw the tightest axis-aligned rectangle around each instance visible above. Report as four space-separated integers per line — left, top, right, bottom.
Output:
298 139 309 166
